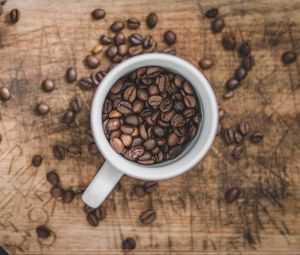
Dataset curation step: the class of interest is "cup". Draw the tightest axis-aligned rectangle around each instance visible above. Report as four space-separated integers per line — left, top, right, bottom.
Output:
82 53 218 208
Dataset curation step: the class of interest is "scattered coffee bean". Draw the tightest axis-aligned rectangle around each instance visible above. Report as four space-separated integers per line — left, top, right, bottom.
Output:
211 17 225 33
127 17 141 29
80 77 94 90
250 132 263 143
235 67 247 81
226 78 239 90
133 184 146 197
36 103 50 115
10 8 20 24
63 189 75 203
234 131 243 144
161 47 176 55
110 21 125 32
164 30 176 45
129 33 143 45
32 154 43 167
106 45 118 59
86 55 100 69
144 181 158 194
92 44 103 55
66 67 77 82
114 32 125 45
83 204 94 214
242 55 255 70
87 212 99 227
222 128 235 145
239 42 251 57
0 87 11 101
225 187 240 203
41 79 55 92
223 90 233 99
67 144 81 157
232 144 245 159
100 34 112 45
53 145 65 160
281 51 297 65
143 35 154 49
69 96 82 113
118 44 129 56
51 186 63 198
221 33 236 50
36 225 51 239
199 58 213 70
63 110 75 124
122 237 136 251
140 209 156 225
146 12 158 29
95 206 107 220
238 121 250 136
47 171 60 186
128 45 143 56
91 9 105 20
204 8 218 18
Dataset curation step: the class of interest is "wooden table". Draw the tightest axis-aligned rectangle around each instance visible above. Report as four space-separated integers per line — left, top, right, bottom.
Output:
0 0 299 254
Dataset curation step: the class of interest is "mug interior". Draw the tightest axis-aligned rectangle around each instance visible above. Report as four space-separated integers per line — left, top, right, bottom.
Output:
91 53 218 180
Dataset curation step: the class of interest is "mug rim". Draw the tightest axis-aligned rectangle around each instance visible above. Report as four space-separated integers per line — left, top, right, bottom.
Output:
91 53 218 180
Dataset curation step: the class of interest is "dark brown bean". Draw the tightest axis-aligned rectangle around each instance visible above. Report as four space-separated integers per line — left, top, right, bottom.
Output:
80 77 94 90
53 145 65 160
221 33 236 50
282 51 297 64
100 35 112 45
238 121 250 136
36 103 50 115
0 87 10 101
235 67 247 81
131 137 143 147
133 184 146 197
232 145 245 159
199 58 213 70
106 45 118 59
143 35 154 49
146 12 158 29
32 154 43 167
160 98 173 112
63 110 75 124
95 206 106 220
164 30 176 45
111 21 125 32
169 145 183 159
42 79 55 92
87 212 99 227
127 17 140 29
91 9 105 20
226 78 239 90
140 209 156 224
86 55 100 68
106 118 120 131
234 131 243 144
51 186 63 198
243 55 255 70
129 33 143 45
47 171 60 186
222 128 235 145
225 187 240 203
143 139 156 151
67 144 81 157
239 42 251 58
250 132 264 143
66 67 77 82
167 133 179 147
113 32 125 45
124 86 137 102
69 96 82 113
144 181 158 194
124 115 139 126
110 138 125 153
128 146 144 160
36 225 51 239
153 126 165 137
10 8 20 24
122 237 136 251
128 46 143 56
204 8 218 18
212 17 225 33
184 95 197 108
63 189 75 203
117 101 132 114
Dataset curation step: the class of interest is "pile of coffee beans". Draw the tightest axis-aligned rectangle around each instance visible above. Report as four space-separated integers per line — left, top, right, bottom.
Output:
102 66 202 165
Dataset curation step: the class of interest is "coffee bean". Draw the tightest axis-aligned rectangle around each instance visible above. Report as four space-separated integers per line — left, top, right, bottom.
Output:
36 103 50 115
223 90 234 99
131 137 143 147
100 35 112 45
113 32 125 45
63 110 75 124
106 118 120 131
95 206 106 221
128 46 143 56
122 237 136 251
47 171 60 186
161 47 176 55
53 145 65 160
10 8 20 24
221 33 236 50
250 132 263 143
239 42 251 58
128 146 144 160
225 187 240 203
232 145 245 159
160 98 173 112
199 58 213 70
80 77 94 90
91 9 105 20
226 78 239 90
235 67 247 81
153 126 165 137
125 115 139 126
84 204 94 214
0 87 11 101
92 44 103 55
106 45 118 59
148 95 163 106
110 21 125 32
41 79 55 92
69 96 82 113
124 86 137 102
129 33 143 45
87 212 99 227
238 121 250 136
234 131 243 144
89 143 99 155
32 154 43 167
120 134 132 147
144 181 158 194
184 95 197 108
146 12 158 29
169 145 183 159
222 128 235 145
110 138 125 153
164 30 176 45
65 67 77 82
86 55 100 68
118 44 128 56
140 209 156 224
144 139 156 151
282 51 297 65
167 133 179 147
127 17 140 29
133 184 146 197
67 144 81 157
143 35 154 49
63 189 75 203
36 225 51 239
242 55 255 70
117 101 132 114
50 186 63 198
212 17 225 33
204 8 218 18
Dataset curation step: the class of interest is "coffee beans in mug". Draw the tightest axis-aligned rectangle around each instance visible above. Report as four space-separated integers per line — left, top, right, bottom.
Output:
102 66 202 165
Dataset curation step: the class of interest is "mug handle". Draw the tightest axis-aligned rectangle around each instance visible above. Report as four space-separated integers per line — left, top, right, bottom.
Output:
82 161 123 208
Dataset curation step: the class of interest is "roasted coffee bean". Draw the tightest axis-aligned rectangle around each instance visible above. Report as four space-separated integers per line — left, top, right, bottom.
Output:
199 58 213 70
128 146 144 160
282 51 297 64
238 121 250 136
205 8 218 18
137 89 149 101
128 46 143 56
63 189 75 203
239 42 251 58
221 33 236 50
153 126 165 137
92 44 103 55
0 87 11 101
124 115 139 126
106 45 118 59
111 21 125 32
226 78 239 90
36 225 51 239
234 131 243 144
161 47 176 55
250 132 263 143
131 137 143 147
140 209 156 224
47 171 60 186
124 86 137 102
113 32 125 45
160 98 173 112
169 145 183 159
86 55 100 69
69 96 82 113
118 44 128 56
36 103 50 115
10 8 20 24
223 90 234 99
242 55 255 70
80 77 94 90
67 144 81 157
144 181 158 194
120 125 134 134
89 143 99 155
110 138 125 153
146 12 158 29
143 139 156 151
127 17 140 29
171 114 185 127
95 206 107 220
87 212 99 227
167 133 179 146
232 145 245 159
120 134 132 147
91 9 105 20
235 67 247 81
148 95 163 106
122 237 136 251
100 35 112 45
106 118 120 131
63 110 75 124
148 85 159 95
53 145 65 160
66 67 77 82
184 95 197 108
164 30 176 45
212 17 225 33
129 33 143 45
222 128 235 145
51 186 63 198
117 101 132 114
111 80 122 94
225 187 240 203
143 35 154 49
109 110 122 118
32 154 43 167
133 184 146 197
42 79 55 92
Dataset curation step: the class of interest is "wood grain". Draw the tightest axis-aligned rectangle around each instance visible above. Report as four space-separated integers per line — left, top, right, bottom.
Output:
0 0 299 254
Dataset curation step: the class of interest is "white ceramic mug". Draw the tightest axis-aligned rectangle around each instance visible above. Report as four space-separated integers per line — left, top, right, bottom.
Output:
82 53 218 208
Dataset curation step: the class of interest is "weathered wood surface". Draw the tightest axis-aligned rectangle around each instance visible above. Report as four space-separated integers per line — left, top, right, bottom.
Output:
0 0 299 254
